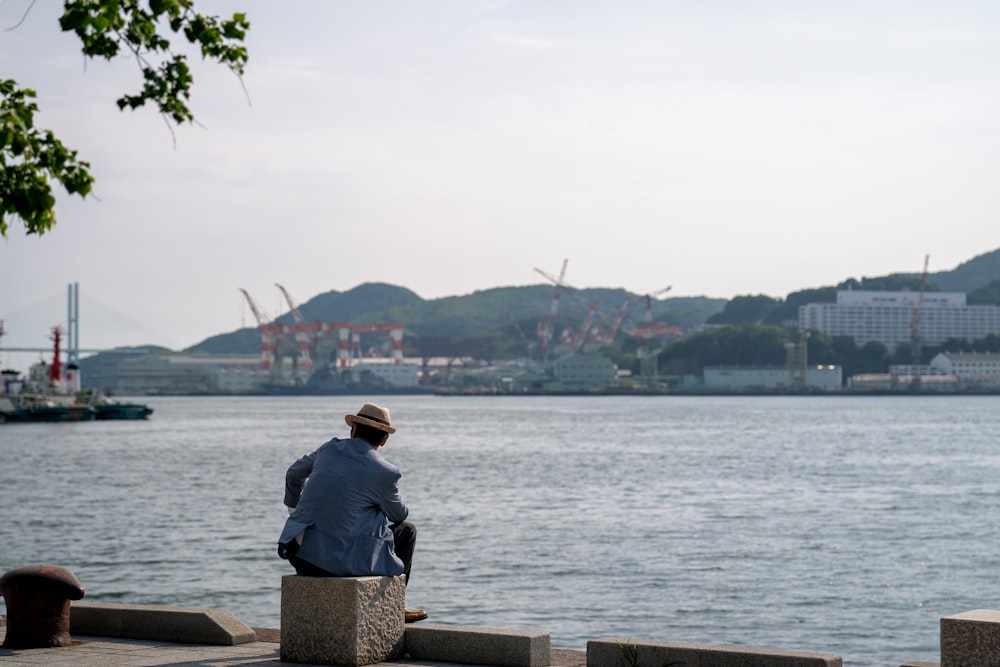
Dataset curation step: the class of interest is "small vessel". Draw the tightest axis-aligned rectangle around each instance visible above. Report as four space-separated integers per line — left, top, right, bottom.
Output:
0 393 98 423
0 326 152 423
77 389 154 420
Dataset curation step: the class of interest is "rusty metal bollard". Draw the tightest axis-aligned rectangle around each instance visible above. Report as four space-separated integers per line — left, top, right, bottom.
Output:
0 564 85 649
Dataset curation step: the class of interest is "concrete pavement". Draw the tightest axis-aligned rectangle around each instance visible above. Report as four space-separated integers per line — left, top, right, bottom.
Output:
0 622 588 667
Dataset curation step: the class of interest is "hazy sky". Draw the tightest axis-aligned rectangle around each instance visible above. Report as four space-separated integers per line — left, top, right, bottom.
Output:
2 1 999 363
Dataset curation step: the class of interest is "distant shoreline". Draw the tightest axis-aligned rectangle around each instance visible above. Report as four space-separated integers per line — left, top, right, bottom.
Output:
87 387 1000 398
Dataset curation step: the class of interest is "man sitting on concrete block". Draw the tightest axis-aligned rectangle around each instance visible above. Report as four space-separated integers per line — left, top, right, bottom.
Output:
278 402 427 623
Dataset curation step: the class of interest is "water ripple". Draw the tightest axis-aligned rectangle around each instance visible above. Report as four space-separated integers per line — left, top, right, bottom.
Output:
3 394 999 667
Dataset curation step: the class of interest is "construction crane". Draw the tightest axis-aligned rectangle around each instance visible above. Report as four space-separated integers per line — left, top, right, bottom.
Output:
534 267 641 350
508 312 533 353
534 263 607 354
534 259 568 357
275 283 307 325
620 286 677 388
571 300 601 353
347 323 405 363
555 307 599 354
910 254 930 364
276 283 315 380
625 286 673 340
239 288 279 372
644 286 672 322
596 298 631 346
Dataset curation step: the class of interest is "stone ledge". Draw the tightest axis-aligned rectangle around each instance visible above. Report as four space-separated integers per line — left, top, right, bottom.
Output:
941 609 1000 667
405 623 550 667
70 601 256 645
587 637 842 667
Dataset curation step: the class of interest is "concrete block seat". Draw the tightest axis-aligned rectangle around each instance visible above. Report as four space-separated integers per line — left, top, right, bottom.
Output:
941 609 1000 667
281 574 406 666
405 623 550 667
70 601 256 645
587 637 842 667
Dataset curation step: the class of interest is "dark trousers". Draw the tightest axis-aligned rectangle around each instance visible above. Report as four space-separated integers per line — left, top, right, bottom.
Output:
290 521 416 585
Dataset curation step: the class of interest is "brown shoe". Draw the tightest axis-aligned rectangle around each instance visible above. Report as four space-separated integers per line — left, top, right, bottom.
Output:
405 608 428 623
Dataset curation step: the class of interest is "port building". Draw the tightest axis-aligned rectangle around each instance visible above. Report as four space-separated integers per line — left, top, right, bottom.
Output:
799 290 1000 351
702 365 842 392
929 352 1000 389
79 352 267 394
510 354 616 393
78 351 424 395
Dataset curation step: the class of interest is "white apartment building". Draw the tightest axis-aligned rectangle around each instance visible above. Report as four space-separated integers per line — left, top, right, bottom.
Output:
799 290 1000 351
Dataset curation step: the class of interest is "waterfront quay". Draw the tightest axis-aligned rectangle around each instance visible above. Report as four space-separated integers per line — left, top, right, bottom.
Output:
0 615 592 667
0 624 584 667
6 603 1000 666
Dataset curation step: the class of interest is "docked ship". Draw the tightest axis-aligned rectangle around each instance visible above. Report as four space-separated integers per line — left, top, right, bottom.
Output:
0 327 153 423
263 359 433 395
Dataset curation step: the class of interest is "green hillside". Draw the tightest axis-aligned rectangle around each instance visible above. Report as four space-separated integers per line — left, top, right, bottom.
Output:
188 283 726 357
708 248 1000 326
186 247 1000 359
931 248 1000 292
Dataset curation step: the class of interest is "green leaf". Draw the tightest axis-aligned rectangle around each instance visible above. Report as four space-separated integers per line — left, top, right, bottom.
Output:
1 80 94 238
3 2 251 239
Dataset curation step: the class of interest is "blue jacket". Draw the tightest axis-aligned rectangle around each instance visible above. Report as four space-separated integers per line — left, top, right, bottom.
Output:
278 436 408 576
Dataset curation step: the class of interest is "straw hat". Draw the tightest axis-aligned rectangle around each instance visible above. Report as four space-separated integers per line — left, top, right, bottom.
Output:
345 402 396 434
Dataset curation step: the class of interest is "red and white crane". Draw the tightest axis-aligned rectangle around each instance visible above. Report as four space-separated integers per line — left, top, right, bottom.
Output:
624 286 676 340
275 283 315 379
535 265 626 353
239 288 279 371
534 259 568 356
590 298 631 346
348 323 405 363
571 300 601 353
910 254 930 363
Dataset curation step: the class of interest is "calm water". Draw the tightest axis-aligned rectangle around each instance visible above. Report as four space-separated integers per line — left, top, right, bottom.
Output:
2 394 999 666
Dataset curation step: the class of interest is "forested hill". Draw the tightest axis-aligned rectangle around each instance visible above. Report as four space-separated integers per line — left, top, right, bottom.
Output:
188 247 1000 356
707 247 1000 326
932 248 1000 292
189 284 726 356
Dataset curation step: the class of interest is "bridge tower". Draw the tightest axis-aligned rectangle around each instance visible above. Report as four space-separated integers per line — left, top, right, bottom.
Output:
66 282 80 366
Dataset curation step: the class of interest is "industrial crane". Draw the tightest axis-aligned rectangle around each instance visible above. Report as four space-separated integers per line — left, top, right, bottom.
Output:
644 286 672 322
595 298 631 346
275 283 315 380
534 259 568 357
239 285 406 384
910 254 930 364
535 266 657 351
508 312 533 353
347 323 405 363
239 288 273 327
275 283 307 325
618 286 678 388
239 288 279 372
534 262 605 354
571 301 601 353
624 286 673 340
